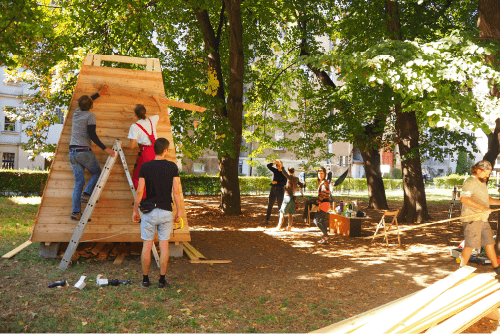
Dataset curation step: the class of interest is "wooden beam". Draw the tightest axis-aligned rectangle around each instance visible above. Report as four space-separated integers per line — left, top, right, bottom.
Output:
427 289 500 334
190 260 232 264
183 242 206 259
97 82 206 113
2 241 32 259
183 245 199 260
98 54 150 66
350 266 476 334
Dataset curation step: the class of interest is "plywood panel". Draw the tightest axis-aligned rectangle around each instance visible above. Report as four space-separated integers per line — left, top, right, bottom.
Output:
31 54 192 244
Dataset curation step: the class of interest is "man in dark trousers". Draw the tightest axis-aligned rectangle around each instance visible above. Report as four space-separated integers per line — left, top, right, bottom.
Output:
132 138 181 289
69 85 115 221
263 161 287 226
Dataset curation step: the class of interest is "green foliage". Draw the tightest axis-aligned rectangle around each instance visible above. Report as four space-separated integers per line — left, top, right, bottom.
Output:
434 175 464 188
179 175 221 196
0 170 48 195
253 165 272 177
456 151 474 175
390 168 402 179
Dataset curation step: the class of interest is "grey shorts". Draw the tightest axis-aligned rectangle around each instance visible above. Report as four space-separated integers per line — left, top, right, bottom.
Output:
464 220 495 249
140 208 173 241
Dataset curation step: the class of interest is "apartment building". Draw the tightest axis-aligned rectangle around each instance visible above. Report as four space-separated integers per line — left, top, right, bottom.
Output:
0 67 63 170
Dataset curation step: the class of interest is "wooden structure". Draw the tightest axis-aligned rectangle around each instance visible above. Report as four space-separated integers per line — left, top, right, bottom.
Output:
30 54 197 244
311 266 500 333
329 213 369 237
371 210 401 246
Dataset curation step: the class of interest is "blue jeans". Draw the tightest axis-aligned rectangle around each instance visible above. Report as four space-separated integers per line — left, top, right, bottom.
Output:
69 149 101 213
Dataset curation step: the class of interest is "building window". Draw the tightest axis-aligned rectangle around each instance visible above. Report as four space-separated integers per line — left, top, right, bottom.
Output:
275 130 285 151
4 115 16 132
193 163 205 172
2 153 15 169
55 108 65 124
238 160 243 174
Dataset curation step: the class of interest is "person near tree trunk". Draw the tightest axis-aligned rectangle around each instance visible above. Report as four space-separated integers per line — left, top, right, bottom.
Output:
263 161 287 225
313 167 331 244
460 160 500 275
275 160 303 232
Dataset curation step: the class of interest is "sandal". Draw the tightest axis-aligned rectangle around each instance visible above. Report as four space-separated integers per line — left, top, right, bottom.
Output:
318 238 329 244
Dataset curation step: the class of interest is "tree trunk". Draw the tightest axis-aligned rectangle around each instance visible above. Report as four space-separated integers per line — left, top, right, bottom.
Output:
357 143 389 210
396 106 430 223
192 1 243 215
219 0 243 215
478 0 500 253
386 0 430 222
354 118 389 210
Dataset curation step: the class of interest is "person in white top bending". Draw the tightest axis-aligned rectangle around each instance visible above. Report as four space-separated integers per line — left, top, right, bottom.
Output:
128 104 162 195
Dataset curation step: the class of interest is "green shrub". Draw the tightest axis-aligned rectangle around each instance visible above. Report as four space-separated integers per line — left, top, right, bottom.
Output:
0 169 49 195
179 175 221 195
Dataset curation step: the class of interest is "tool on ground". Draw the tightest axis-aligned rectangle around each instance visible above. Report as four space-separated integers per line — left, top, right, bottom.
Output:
74 276 87 290
58 139 160 270
96 274 108 287
109 279 131 286
48 280 68 288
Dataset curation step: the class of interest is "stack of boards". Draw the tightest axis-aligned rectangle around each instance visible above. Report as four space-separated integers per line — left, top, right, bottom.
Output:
312 266 500 333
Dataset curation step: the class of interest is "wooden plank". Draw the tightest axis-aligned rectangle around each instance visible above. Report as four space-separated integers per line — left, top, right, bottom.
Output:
190 260 232 264
427 289 500 334
183 242 206 259
98 54 151 66
146 58 153 71
31 230 191 243
93 54 101 66
83 54 94 66
113 252 127 265
2 241 32 258
351 266 476 334
392 276 499 333
183 245 199 260
90 242 106 255
97 243 115 259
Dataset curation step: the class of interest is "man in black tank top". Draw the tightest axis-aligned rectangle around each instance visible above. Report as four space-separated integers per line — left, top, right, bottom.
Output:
133 138 181 289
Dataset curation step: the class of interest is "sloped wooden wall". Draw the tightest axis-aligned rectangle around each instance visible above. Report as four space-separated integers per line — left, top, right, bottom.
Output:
31 54 190 243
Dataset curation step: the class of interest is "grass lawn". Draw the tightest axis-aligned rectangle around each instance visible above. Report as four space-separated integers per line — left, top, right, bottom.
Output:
1 189 499 333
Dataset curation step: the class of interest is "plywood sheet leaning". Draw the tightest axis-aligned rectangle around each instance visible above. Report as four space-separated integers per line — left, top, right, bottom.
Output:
31 54 198 243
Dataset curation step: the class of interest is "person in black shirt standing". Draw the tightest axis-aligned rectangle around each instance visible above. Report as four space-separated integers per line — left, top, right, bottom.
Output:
132 138 181 289
263 161 288 226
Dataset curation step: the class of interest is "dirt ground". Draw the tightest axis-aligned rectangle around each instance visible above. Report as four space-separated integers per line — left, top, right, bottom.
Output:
2 195 500 332
182 195 500 333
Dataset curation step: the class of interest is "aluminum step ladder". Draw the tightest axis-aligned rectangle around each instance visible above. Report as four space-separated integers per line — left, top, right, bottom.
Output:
58 139 160 270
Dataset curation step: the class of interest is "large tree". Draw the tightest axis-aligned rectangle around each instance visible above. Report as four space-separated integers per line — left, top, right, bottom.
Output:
5 0 281 215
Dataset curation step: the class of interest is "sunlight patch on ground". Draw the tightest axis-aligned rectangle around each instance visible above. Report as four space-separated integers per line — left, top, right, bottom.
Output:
7 196 41 205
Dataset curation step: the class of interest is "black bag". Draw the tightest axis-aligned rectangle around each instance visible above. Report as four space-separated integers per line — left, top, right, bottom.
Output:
140 199 157 214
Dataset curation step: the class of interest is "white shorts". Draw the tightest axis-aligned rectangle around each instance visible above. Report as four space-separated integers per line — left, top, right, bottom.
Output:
140 208 173 241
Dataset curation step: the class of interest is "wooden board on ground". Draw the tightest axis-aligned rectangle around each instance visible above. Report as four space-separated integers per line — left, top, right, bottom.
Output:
183 242 206 259
311 267 500 334
30 54 192 245
190 260 232 264
2 241 32 259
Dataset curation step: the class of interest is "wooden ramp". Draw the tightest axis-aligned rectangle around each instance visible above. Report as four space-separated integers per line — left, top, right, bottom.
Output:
311 266 500 333
31 54 191 244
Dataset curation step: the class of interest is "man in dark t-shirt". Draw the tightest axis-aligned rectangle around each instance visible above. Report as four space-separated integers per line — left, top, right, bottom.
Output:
132 138 181 289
